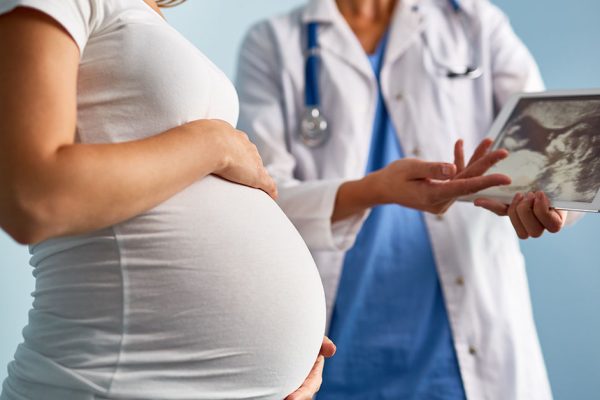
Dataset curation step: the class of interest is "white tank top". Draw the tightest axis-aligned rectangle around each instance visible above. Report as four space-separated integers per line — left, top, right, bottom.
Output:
0 1 326 399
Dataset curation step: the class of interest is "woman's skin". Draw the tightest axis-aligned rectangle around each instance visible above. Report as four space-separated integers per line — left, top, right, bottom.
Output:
331 0 566 238
0 2 326 399
285 337 336 400
0 6 276 245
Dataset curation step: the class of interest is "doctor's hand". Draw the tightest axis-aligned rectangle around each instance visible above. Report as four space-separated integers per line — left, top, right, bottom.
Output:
285 337 337 400
474 192 567 239
332 138 511 221
198 119 278 199
334 139 510 220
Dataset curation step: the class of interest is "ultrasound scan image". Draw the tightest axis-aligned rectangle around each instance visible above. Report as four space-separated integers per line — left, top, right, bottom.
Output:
485 96 600 203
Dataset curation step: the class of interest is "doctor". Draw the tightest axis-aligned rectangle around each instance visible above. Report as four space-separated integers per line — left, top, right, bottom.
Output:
237 0 567 398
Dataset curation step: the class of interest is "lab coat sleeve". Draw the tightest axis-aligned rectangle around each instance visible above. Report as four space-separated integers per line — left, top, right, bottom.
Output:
486 2 545 108
486 3 583 227
235 22 368 251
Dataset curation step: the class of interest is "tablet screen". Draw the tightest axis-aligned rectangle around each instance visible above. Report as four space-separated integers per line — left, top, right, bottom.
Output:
489 95 600 203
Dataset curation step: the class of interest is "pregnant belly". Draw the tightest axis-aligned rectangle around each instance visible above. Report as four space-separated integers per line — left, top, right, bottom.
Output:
21 176 325 400
110 175 326 399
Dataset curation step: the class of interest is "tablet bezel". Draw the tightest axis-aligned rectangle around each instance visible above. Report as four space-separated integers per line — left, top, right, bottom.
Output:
465 89 600 213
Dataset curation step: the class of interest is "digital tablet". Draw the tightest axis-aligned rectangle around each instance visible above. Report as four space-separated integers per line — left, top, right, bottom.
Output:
463 89 600 212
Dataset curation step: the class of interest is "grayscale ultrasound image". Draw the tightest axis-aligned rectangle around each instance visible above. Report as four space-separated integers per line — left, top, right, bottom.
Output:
485 96 600 203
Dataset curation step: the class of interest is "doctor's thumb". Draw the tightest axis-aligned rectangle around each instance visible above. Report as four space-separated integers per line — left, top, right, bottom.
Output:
408 160 456 180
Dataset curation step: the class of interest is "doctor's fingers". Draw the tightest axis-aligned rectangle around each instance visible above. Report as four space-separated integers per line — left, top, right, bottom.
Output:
508 193 530 239
431 173 511 203
533 192 565 233
405 159 457 180
454 139 465 173
473 197 509 216
516 192 545 238
457 149 510 180
466 138 494 168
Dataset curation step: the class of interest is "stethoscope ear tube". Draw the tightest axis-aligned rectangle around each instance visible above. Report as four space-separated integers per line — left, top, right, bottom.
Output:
299 0 481 148
448 0 461 13
416 0 483 80
304 22 321 107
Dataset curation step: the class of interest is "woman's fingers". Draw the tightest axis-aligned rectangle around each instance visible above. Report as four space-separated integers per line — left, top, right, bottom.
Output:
474 197 509 216
285 337 335 400
533 192 565 233
259 168 278 200
508 193 529 239
467 138 494 168
454 139 465 173
516 192 545 238
284 356 325 400
457 149 509 179
320 336 336 358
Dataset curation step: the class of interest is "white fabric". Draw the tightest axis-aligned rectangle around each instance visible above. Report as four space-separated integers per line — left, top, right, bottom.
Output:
236 0 553 399
0 1 326 399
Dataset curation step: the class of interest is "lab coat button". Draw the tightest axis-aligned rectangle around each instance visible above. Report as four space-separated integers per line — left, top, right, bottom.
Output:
456 276 465 286
395 93 404 101
435 214 444 221
412 147 421 157
469 346 477 356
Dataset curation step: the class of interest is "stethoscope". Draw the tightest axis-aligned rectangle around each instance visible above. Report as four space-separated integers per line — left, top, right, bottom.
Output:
299 0 482 148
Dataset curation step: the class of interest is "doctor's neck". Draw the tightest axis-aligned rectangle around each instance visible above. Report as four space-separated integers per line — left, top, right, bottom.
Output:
336 0 398 53
336 0 397 20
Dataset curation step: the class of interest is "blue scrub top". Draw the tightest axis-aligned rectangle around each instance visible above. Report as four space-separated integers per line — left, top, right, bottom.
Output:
318 33 467 400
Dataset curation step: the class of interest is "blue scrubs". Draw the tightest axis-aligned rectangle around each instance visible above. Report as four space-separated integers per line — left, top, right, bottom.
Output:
318 34 467 400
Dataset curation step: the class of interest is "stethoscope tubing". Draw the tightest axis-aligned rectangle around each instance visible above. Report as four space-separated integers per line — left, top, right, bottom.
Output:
300 0 480 148
305 22 321 108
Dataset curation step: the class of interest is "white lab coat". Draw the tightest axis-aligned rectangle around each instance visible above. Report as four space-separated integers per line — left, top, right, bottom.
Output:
236 0 552 398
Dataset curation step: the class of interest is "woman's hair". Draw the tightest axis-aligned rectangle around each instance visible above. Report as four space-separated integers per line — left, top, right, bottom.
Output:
156 0 187 7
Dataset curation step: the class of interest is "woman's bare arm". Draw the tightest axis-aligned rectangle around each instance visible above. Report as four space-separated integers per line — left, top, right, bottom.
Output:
0 8 274 244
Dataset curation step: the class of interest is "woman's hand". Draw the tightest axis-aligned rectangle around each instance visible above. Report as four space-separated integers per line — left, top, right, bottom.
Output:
285 337 337 400
474 192 567 239
0 8 278 244
201 120 278 199
332 138 511 222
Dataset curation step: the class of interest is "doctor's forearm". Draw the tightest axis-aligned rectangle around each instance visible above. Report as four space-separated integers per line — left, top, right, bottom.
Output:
331 176 381 223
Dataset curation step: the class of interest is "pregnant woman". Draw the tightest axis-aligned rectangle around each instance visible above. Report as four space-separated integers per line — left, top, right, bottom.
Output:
0 0 332 399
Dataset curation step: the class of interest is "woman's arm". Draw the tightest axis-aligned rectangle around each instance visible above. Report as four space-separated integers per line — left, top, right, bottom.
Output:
0 8 274 244
285 337 336 400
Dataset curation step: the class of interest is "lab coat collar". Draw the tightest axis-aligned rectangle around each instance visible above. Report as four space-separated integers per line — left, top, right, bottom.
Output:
427 0 478 16
384 0 425 67
301 0 338 24
301 0 374 80
301 0 477 24
301 0 425 81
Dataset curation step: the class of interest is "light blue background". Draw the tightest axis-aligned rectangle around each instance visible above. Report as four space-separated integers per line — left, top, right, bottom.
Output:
1 1 599 398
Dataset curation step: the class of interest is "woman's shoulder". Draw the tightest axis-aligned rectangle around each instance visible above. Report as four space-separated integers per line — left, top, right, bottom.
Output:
0 0 105 53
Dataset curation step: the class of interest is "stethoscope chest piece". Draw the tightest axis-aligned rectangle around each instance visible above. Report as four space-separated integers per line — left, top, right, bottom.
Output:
300 107 330 148
300 22 330 148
